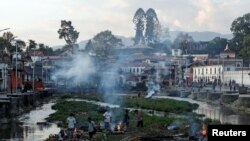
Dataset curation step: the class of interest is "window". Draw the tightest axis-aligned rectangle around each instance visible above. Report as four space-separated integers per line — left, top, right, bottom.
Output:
214 68 216 74
210 68 212 74
0 70 2 78
227 68 230 71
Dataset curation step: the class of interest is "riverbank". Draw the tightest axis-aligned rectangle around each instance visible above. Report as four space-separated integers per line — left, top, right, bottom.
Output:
0 101 60 141
0 90 53 123
45 94 216 141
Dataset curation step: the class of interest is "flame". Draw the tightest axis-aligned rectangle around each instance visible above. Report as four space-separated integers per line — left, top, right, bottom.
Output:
202 124 207 137
117 124 121 131
116 122 122 131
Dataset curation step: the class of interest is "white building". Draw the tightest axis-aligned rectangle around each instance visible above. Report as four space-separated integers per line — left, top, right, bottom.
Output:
0 63 8 91
224 69 250 86
171 49 182 57
193 65 223 83
121 63 147 75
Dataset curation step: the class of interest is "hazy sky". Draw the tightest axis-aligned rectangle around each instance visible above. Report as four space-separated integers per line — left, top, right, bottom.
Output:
0 0 249 46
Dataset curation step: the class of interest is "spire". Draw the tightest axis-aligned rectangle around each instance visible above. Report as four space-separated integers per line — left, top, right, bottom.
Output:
224 44 230 51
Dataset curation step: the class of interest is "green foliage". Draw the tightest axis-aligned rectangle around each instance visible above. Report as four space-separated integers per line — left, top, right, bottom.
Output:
37 43 55 56
172 33 194 54
133 8 146 45
58 20 79 47
205 37 228 56
145 8 160 44
0 32 20 53
91 30 123 57
85 40 93 52
239 34 250 57
47 101 102 126
230 13 250 55
124 98 195 113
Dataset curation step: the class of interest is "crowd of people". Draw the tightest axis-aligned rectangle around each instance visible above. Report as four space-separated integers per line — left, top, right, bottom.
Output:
57 108 144 141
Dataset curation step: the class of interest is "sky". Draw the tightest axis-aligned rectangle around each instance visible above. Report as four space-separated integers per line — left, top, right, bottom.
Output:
0 0 249 46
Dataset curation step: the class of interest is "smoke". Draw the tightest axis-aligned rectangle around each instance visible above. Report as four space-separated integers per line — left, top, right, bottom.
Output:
52 52 95 87
145 68 161 98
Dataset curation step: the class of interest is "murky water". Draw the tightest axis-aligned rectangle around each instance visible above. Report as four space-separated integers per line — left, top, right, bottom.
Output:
0 102 60 141
153 96 250 125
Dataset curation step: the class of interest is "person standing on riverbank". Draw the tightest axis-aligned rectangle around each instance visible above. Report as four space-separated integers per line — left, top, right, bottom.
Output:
103 109 111 132
88 117 96 140
123 110 130 130
66 113 76 138
136 109 143 128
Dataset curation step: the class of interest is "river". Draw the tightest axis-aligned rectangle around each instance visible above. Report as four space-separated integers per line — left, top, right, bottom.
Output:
153 96 250 125
1 94 250 140
0 102 60 141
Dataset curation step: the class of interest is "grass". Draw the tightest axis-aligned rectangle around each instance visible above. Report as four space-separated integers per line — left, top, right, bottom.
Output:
123 98 197 114
46 99 203 140
73 93 198 114
46 101 103 127
47 100 175 130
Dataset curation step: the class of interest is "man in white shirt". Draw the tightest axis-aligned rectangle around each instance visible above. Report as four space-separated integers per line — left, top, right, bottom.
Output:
103 110 111 131
66 113 76 138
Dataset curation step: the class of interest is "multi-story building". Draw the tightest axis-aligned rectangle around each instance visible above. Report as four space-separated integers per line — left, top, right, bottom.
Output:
0 63 8 91
193 65 223 83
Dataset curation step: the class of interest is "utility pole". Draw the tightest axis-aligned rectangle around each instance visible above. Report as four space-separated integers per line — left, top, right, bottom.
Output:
15 42 18 93
242 58 244 87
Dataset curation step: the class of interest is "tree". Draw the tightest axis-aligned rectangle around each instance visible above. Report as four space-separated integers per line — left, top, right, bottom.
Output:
172 33 194 54
26 39 37 52
2 32 15 43
205 37 228 56
145 8 160 45
1 32 15 53
16 40 26 52
133 8 146 45
92 30 123 57
239 34 250 57
58 20 79 48
85 40 93 52
230 13 250 55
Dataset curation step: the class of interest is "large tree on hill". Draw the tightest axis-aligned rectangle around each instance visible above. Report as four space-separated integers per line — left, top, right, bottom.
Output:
92 30 123 57
58 20 79 48
133 8 146 45
230 13 250 56
173 33 194 54
145 8 160 45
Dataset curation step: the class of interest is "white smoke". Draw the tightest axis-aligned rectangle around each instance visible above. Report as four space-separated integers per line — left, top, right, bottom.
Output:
52 52 95 86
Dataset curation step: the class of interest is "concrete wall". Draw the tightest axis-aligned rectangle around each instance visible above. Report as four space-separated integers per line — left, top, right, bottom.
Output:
224 70 250 86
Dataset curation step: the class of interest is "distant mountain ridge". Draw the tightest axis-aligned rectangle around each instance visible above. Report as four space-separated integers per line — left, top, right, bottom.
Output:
168 31 233 42
52 31 233 49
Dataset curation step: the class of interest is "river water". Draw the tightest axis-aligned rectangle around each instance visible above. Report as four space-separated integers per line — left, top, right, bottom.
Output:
0 102 60 141
153 96 250 125
1 95 250 140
